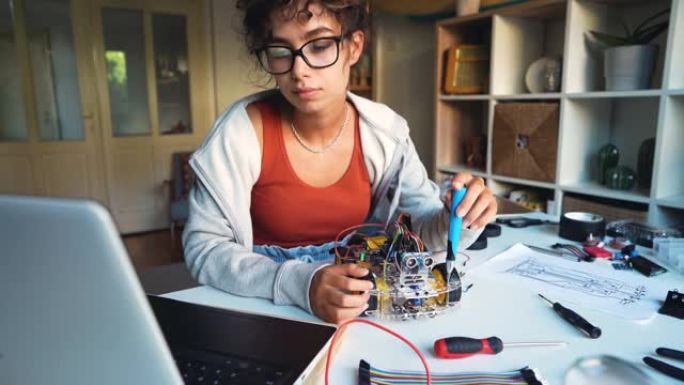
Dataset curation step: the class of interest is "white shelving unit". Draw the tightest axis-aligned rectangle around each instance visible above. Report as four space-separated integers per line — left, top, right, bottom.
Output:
434 0 683 226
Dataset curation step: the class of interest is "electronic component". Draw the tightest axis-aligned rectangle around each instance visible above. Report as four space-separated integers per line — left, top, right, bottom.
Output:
658 290 684 319
606 220 681 248
612 262 632 271
583 246 612 259
628 255 667 277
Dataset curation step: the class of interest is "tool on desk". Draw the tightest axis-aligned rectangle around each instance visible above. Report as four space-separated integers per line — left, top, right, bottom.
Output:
659 290 684 319
433 336 567 359
525 244 581 262
496 216 556 228
538 294 602 339
643 347 684 382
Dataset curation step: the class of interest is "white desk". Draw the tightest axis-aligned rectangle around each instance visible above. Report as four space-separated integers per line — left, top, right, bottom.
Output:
163 213 684 385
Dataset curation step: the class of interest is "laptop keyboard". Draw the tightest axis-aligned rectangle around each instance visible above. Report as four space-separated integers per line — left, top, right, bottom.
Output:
173 348 291 385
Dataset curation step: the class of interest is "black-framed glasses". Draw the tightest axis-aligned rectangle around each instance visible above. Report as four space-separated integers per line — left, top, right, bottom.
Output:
257 35 346 75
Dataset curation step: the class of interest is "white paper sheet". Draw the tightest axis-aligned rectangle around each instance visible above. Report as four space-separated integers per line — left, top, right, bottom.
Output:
470 243 668 321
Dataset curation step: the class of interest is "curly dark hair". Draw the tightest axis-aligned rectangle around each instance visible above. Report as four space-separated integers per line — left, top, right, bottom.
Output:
236 0 369 55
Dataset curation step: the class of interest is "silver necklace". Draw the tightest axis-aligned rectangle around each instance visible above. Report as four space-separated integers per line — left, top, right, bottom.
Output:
290 105 350 154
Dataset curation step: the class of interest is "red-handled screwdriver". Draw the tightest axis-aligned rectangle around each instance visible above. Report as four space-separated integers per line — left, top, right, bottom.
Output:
434 336 567 359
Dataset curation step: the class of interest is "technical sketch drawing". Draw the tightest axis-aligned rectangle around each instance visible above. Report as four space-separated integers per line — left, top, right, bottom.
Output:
506 258 646 305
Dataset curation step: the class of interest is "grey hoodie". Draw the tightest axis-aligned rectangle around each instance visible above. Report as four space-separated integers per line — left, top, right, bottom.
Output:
182 90 481 314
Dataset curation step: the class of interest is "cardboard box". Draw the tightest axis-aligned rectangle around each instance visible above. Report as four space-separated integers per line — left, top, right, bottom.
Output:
492 102 559 182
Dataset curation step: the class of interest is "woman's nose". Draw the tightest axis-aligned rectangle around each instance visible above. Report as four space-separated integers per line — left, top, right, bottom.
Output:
290 54 310 79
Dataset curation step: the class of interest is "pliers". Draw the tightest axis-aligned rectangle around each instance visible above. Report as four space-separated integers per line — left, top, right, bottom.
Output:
643 347 684 381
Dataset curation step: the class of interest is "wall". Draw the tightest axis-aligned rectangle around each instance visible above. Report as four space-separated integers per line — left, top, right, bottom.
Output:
374 12 436 177
209 0 264 113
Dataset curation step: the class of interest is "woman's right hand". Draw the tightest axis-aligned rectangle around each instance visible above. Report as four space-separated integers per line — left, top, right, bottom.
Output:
309 264 373 324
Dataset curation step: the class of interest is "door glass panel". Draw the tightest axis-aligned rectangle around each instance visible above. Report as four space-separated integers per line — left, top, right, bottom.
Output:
102 8 150 137
152 13 192 135
25 0 84 141
0 0 28 142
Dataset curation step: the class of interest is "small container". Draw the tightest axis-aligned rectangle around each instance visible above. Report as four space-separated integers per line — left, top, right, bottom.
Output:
653 238 684 272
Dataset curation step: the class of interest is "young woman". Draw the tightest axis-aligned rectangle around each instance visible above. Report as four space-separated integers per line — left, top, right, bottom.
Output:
183 0 497 323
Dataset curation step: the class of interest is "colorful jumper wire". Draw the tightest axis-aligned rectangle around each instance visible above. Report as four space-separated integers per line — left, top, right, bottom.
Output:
358 360 545 385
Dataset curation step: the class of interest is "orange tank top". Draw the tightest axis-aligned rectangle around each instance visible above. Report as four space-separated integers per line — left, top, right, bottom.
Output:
250 101 371 247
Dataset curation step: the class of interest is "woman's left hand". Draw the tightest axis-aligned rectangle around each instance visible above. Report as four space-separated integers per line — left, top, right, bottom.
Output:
445 173 497 230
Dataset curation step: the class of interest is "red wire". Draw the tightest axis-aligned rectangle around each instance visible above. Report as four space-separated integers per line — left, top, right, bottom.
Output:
324 318 431 385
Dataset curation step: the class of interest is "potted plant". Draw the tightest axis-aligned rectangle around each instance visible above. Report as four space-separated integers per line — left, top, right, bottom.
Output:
587 9 670 91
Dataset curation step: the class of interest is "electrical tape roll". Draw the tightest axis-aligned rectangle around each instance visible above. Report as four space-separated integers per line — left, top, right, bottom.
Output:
559 212 606 242
467 233 488 250
483 223 502 238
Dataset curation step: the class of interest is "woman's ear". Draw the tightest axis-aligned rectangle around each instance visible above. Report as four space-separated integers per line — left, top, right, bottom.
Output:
346 30 365 66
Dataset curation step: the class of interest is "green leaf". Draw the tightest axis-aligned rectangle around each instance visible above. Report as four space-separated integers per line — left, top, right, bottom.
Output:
633 22 667 40
588 30 632 47
633 8 670 36
621 20 632 37
634 23 669 44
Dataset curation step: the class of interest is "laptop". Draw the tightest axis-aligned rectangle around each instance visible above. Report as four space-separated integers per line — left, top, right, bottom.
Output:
0 196 336 385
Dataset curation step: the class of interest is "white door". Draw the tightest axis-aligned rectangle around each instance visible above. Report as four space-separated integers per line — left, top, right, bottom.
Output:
92 0 213 233
0 0 107 202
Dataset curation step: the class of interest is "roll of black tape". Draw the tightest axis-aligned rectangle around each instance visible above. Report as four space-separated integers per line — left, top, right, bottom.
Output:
559 212 606 242
483 223 502 238
467 233 488 250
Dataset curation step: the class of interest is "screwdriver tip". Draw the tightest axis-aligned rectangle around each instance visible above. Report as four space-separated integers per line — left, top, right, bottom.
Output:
538 293 553 305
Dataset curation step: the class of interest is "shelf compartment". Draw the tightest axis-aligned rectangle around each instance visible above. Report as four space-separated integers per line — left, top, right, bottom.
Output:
653 95 684 201
489 179 556 213
561 180 650 204
491 101 560 183
437 19 492 96
564 0 671 93
562 192 649 224
650 205 684 229
558 97 660 194
435 100 489 175
491 10 567 95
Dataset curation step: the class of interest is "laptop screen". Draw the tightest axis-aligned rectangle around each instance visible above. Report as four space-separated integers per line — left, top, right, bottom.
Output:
148 295 337 385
